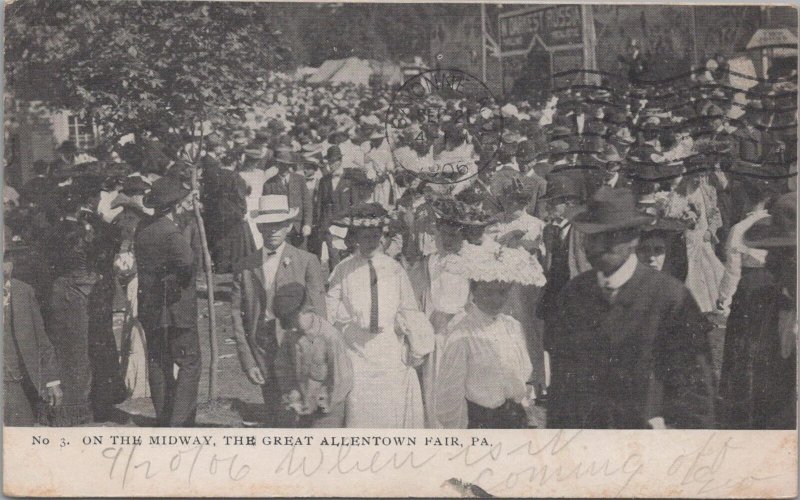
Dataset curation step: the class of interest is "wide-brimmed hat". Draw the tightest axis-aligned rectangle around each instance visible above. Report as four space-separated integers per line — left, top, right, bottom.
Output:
250 194 299 224
451 240 546 286
571 186 655 234
542 173 584 201
274 148 299 167
121 175 152 195
744 192 797 248
592 145 624 164
640 217 690 233
332 202 390 228
430 196 489 228
143 176 190 210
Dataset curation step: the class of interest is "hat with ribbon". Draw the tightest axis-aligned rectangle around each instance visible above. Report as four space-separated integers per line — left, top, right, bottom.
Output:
274 147 299 167
571 186 655 234
143 176 190 210
332 202 390 228
250 194 300 224
429 195 489 227
744 192 797 248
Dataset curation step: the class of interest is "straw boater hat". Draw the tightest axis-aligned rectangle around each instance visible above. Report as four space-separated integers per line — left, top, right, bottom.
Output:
452 240 546 287
332 202 390 228
571 186 655 234
250 194 299 224
744 192 797 249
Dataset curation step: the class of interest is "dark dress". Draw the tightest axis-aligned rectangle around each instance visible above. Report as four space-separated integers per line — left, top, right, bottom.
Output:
201 162 254 274
718 269 797 429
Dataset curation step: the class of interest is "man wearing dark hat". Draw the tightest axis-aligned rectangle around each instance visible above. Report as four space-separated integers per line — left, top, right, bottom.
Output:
135 176 200 427
718 192 796 429
262 148 313 248
537 173 589 326
547 186 715 429
3 234 62 425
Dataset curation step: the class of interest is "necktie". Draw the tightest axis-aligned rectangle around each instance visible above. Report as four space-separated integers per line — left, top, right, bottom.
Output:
368 258 379 333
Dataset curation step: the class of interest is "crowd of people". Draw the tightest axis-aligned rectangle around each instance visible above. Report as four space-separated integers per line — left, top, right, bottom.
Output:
3 61 797 430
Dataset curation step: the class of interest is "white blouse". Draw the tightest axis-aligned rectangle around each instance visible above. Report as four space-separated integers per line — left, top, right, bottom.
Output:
326 252 420 365
427 253 470 315
435 305 533 429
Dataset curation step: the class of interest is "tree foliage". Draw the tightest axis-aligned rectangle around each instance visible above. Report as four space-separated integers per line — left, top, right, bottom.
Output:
5 0 290 146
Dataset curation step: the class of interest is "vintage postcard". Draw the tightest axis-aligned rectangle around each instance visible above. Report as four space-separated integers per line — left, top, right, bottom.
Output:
2 0 797 497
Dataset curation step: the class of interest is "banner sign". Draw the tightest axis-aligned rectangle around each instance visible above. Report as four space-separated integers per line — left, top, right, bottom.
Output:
499 5 583 53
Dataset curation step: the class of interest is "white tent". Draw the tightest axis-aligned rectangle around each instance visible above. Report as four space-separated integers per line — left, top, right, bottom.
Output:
307 57 403 86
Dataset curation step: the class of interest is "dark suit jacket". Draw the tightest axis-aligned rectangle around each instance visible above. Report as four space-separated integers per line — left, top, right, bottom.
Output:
8 278 60 395
134 215 196 331
262 173 313 232
547 263 715 429
230 244 326 376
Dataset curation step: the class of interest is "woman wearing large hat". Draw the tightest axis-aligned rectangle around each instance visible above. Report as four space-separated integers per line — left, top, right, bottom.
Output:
326 203 432 428
434 240 541 429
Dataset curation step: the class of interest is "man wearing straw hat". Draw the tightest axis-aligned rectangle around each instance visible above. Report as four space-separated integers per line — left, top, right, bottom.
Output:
262 148 313 248
547 186 715 429
230 194 326 427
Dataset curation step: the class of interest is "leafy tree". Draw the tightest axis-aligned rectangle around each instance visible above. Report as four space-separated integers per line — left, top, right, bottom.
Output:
5 0 290 145
5 0 291 403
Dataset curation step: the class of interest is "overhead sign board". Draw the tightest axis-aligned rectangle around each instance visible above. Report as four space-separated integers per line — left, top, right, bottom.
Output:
499 5 583 53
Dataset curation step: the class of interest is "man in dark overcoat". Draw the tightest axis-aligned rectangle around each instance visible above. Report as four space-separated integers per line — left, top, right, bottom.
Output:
3 236 62 425
547 187 715 429
230 194 327 427
135 177 200 427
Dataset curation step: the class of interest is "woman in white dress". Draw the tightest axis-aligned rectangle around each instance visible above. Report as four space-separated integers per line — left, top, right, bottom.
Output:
658 173 725 312
435 241 540 429
327 203 431 428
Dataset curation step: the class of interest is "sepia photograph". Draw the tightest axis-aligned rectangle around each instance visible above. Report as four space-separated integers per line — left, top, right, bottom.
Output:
2 0 797 440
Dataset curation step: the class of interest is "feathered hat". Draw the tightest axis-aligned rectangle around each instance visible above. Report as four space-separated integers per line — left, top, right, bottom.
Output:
451 240 546 287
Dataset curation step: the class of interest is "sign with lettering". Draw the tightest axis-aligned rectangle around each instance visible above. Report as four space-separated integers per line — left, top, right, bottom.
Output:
746 28 799 50
499 5 583 53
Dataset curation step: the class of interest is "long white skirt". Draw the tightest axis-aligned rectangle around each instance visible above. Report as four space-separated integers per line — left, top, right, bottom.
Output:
684 235 724 313
345 356 425 429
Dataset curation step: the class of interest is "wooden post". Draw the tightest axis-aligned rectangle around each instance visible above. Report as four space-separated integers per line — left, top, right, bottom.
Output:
189 122 219 402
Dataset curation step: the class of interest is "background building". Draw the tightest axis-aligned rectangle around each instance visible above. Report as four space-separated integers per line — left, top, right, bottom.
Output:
431 5 797 98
